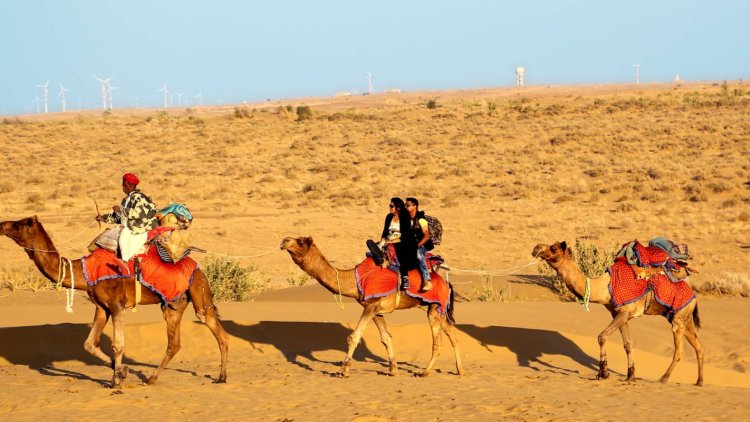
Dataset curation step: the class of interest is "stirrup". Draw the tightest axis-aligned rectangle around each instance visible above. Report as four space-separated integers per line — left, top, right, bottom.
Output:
366 240 385 266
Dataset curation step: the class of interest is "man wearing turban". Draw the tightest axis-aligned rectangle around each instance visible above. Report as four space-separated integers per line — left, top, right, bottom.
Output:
96 173 158 262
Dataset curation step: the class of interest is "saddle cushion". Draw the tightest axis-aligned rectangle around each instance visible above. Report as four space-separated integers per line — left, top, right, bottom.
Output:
354 257 452 314
609 258 696 315
81 246 198 303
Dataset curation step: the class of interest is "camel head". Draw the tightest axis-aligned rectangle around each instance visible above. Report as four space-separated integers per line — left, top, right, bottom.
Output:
0 216 42 248
532 241 571 269
280 236 315 262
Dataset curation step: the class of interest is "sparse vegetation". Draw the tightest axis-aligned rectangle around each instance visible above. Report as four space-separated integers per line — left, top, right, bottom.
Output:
0 266 50 292
537 239 615 301
696 272 750 297
202 257 270 301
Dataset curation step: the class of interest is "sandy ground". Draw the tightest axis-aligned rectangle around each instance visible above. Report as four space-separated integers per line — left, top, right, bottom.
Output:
0 285 748 421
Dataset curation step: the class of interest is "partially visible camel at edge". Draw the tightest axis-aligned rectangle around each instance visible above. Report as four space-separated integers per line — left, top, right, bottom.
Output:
280 236 464 378
533 241 704 386
1 216 229 388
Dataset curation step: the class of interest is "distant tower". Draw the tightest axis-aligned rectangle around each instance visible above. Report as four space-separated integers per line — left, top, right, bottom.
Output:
515 66 525 87
633 64 640 84
367 72 373 94
674 73 682 83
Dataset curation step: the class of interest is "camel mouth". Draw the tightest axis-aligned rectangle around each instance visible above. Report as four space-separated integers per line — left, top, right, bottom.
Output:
279 238 294 250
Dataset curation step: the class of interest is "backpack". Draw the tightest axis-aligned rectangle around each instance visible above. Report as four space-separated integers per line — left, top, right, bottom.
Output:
424 215 442 248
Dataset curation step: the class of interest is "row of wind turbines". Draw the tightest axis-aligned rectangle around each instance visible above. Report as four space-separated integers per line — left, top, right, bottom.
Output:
33 78 204 114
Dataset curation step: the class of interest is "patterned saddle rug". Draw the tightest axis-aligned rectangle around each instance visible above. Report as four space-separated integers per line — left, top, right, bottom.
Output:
354 257 452 314
608 240 695 317
81 247 199 303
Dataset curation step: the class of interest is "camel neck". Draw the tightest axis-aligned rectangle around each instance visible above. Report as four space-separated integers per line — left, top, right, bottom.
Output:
554 258 611 305
23 233 88 291
293 251 359 298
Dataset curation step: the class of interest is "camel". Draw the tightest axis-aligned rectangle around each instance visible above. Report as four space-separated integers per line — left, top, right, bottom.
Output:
532 241 704 386
0 216 228 388
280 236 464 378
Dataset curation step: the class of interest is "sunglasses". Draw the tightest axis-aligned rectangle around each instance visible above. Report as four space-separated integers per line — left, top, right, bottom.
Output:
389 204 395 209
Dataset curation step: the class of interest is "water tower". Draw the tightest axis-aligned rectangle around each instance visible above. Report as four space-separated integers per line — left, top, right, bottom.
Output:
515 66 525 87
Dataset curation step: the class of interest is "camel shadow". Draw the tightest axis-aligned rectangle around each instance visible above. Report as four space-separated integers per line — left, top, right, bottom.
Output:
223 320 401 375
457 325 600 376
0 323 193 384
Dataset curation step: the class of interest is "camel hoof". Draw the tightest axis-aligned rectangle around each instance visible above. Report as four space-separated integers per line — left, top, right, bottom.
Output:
695 380 703 387
213 375 227 384
659 376 669 384
146 376 158 385
596 371 610 380
626 366 635 382
457 369 466 376
416 372 430 378
335 371 350 379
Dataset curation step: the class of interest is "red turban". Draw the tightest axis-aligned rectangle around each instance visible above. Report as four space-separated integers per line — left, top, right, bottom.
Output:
122 173 140 185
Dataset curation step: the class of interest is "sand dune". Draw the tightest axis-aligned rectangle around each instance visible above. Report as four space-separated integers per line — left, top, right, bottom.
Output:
1 289 749 420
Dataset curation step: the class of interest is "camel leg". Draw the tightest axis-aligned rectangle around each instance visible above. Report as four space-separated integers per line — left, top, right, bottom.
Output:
683 317 704 386
110 308 127 389
597 311 631 380
339 305 378 378
372 315 397 376
618 322 636 381
200 304 229 383
83 304 113 366
190 276 229 383
147 299 188 385
440 316 465 376
660 316 687 384
418 305 443 377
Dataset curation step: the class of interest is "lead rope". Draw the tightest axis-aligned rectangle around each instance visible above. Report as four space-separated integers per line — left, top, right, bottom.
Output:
333 268 344 310
57 257 75 313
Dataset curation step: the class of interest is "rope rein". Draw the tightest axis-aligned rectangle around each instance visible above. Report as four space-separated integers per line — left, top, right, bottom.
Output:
57 257 75 313
440 256 541 284
577 277 591 312
333 268 344 310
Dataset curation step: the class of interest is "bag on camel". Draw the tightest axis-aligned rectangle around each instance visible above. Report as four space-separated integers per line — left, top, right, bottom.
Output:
423 214 442 250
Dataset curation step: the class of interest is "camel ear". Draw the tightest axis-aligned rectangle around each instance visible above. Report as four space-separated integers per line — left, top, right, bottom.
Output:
560 241 567 251
302 237 313 246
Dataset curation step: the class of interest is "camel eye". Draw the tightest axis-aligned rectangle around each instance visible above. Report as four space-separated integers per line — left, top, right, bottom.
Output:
550 245 557 253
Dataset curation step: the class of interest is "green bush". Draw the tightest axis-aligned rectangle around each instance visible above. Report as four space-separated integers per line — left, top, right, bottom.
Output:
202 257 270 301
286 267 310 287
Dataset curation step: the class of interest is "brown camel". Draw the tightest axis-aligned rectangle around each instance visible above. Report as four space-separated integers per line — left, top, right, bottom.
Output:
280 236 464 378
0 216 228 388
533 241 704 386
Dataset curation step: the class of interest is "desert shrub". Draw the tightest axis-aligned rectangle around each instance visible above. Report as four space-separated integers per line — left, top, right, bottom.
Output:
467 272 506 302
537 239 615 301
426 99 438 109
296 106 313 121
696 272 750 297
233 107 251 119
0 266 50 292
286 267 310 287
202 257 270 301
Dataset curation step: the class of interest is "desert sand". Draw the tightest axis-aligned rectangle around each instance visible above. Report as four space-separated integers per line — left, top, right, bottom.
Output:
1 82 749 420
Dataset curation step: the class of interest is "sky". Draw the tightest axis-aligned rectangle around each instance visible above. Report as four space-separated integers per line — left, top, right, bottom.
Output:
1 0 748 115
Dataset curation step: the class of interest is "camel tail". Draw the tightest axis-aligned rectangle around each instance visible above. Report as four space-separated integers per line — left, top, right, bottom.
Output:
446 283 456 325
693 303 701 329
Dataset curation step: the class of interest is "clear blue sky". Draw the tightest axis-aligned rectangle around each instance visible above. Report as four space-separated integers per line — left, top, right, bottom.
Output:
1 0 747 115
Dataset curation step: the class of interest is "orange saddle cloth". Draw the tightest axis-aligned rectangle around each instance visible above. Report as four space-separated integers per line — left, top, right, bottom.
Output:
82 247 198 303
354 257 452 314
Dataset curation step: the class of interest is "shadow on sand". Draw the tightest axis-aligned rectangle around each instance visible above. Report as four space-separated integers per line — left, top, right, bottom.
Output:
222 320 405 376
458 324 600 375
0 323 194 384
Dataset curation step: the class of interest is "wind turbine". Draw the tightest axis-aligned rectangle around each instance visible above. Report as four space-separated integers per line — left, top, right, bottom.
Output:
94 76 113 110
633 64 640 84
367 72 373 95
106 81 118 110
195 91 203 106
36 80 49 113
134 96 139 108
58 83 71 112
158 82 169 109
175 92 184 107
33 94 42 114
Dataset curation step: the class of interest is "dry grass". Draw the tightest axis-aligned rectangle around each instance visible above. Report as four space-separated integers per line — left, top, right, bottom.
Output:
696 272 750 297
0 266 51 292
1 82 748 291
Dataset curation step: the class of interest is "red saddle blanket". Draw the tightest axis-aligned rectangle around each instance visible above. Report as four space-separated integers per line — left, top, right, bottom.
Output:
609 259 695 315
81 247 198 303
354 257 452 314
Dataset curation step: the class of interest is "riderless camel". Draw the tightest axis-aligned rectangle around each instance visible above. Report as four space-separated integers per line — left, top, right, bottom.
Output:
533 241 703 386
